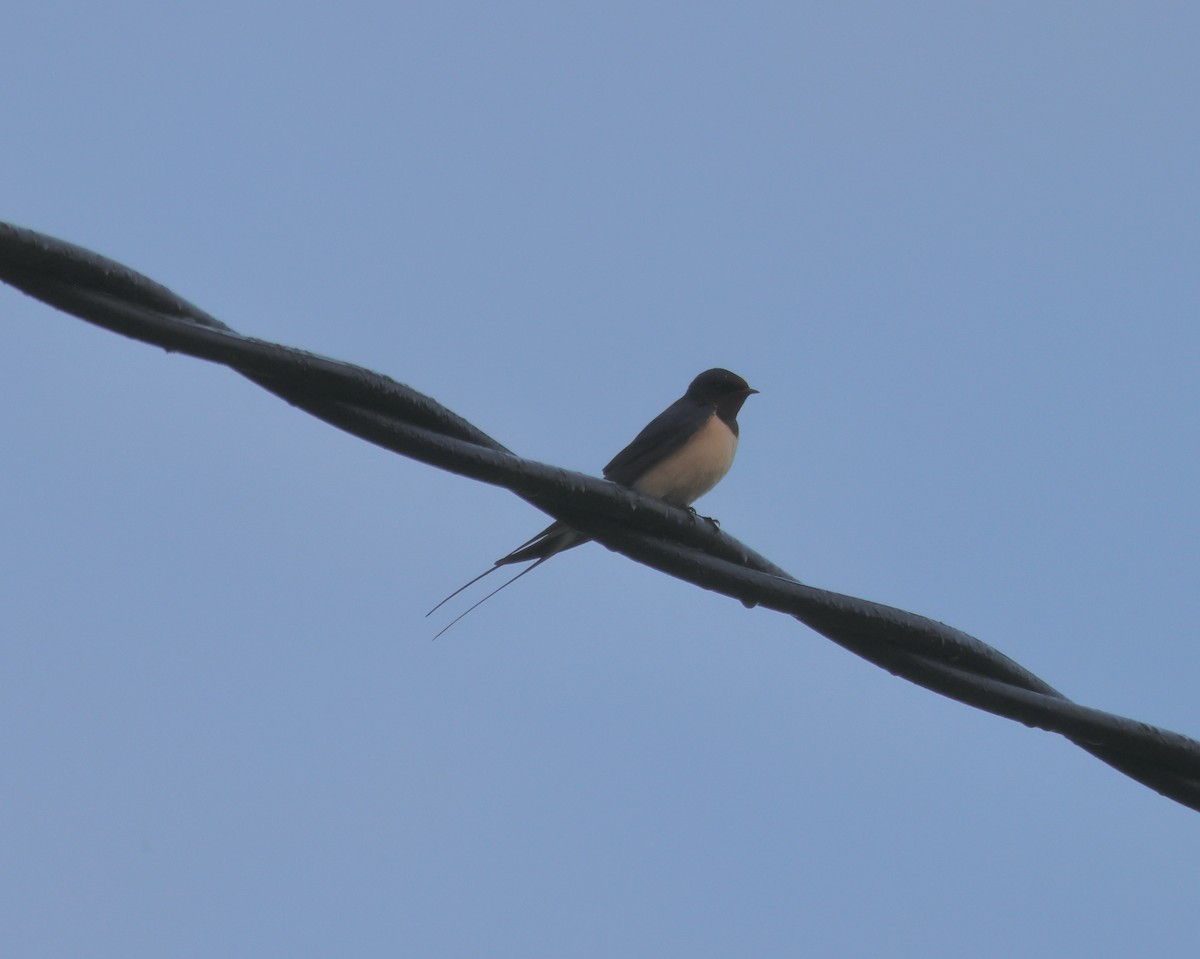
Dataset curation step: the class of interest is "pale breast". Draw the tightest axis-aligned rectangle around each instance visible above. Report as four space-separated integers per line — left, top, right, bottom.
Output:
631 413 739 507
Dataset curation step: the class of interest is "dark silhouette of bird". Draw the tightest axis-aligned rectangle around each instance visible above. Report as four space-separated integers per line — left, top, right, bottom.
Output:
428 368 757 636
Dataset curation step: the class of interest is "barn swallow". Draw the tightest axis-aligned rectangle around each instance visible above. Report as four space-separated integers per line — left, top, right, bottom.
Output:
428 368 757 636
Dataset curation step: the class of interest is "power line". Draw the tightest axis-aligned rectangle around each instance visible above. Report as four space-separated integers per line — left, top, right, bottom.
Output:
3 219 1198 812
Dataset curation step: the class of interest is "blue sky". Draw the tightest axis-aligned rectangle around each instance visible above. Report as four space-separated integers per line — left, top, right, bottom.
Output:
3 3 1199 956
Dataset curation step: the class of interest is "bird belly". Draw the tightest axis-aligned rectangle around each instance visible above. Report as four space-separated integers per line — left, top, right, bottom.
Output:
632 415 738 507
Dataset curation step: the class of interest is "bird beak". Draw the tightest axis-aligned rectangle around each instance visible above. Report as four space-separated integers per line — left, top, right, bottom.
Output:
744 387 759 395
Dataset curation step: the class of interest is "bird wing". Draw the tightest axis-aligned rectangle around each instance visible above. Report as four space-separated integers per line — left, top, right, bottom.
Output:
602 397 707 487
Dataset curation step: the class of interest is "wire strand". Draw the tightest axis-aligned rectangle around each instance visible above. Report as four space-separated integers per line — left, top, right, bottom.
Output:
3 219 1198 812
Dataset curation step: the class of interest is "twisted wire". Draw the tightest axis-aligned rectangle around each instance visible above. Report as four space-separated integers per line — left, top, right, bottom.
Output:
3 220 1198 812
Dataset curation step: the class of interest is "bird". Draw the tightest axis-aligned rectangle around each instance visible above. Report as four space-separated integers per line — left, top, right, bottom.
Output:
428 368 758 636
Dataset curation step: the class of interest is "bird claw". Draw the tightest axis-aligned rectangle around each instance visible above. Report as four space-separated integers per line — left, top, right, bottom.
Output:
686 506 720 529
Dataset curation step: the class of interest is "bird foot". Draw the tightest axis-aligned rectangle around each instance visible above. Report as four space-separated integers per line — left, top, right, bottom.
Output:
686 506 721 529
